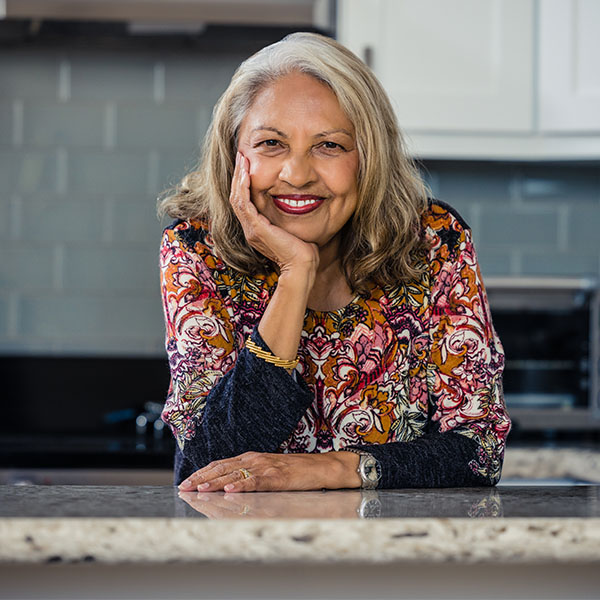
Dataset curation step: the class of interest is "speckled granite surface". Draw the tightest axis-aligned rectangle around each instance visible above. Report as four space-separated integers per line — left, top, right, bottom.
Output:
1 485 599 565
502 447 600 482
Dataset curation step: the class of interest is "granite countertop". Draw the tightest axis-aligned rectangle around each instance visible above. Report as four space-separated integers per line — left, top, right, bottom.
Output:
502 447 600 482
1 484 599 565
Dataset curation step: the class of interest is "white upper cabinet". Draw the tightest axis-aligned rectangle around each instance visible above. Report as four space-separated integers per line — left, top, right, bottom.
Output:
337 0 600 160
539 0 600 132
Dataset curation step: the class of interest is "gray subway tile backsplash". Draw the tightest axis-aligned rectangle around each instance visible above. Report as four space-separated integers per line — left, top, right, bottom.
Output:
0 102 14 145
163 54 244 104
566 203 600 253
0 51 61 99
20 197 107 243
520 250 600 277
478 205 559 248
519 164 600 202
0 195 10 240
1 46 599 355
0 150 59 197
111 197 168 244
433 161 517 204
23 102 105 148
69 53 156 102
63 245 161 292
472 247 514 277
0 296 8 337
115 104 205 150
19 293 164 338
0 245 55 290
68 150 150 196
157 149 201 195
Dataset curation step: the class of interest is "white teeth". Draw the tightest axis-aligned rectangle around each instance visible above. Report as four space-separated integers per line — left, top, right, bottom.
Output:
278 197 319 208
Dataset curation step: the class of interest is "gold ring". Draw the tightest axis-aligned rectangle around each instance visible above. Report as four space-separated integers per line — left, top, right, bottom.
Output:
239 468 252 479
240 505 251 515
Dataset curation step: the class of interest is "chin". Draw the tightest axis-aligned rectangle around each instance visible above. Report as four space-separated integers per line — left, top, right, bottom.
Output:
284 225 335 248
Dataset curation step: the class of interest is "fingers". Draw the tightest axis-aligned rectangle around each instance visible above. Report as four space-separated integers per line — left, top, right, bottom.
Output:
229 153 275 255
203 468 255 493
229 152 255 223
178 456 258 492
178 491 254 518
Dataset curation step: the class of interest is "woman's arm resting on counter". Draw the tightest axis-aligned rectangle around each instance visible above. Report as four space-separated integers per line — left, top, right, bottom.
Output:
354 223 510 488
160 230 313 479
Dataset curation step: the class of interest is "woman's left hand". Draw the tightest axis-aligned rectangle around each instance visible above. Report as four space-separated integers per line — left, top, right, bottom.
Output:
177 451 361 493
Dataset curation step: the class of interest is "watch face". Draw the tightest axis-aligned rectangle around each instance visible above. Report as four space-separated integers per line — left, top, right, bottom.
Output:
359 498 382 519
361 455 382 485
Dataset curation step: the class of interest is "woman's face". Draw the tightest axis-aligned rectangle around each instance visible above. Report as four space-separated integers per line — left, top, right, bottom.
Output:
237 72 359 251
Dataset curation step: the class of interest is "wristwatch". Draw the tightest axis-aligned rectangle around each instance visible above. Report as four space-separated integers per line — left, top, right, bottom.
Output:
345 448 382 489
357 490 382 519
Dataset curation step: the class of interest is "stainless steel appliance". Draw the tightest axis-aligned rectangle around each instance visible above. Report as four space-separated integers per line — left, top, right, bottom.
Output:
486 277 600 430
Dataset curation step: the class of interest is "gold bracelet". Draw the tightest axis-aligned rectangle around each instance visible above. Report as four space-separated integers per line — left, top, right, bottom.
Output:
245 338 299 370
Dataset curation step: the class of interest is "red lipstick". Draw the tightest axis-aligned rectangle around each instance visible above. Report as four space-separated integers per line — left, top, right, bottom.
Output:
271 194 325 215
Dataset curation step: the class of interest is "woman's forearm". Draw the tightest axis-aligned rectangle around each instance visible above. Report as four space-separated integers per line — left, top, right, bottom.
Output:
258 267 315 362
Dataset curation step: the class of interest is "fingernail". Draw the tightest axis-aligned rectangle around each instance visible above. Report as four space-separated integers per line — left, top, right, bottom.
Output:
224 484 235 492
197 482 210 490
178 479 191 489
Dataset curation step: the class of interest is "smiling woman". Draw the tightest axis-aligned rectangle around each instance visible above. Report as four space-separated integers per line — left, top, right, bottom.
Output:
157 32 511 491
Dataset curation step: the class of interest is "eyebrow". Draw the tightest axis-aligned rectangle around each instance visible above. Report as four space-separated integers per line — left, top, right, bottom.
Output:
252 126 354 138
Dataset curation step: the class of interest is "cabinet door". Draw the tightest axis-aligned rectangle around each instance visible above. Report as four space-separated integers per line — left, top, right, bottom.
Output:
539 0 600 132
338 0 534 133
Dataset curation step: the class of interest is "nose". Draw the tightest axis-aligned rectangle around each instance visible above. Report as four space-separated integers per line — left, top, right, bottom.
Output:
278 153 317 188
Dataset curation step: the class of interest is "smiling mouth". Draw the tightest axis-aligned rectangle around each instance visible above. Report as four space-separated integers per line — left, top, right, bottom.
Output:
271 194 325 215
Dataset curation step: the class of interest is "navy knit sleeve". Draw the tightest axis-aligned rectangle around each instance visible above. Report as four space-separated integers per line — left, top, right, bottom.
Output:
350 431 488 488
179 327 313 475
348 220 510 489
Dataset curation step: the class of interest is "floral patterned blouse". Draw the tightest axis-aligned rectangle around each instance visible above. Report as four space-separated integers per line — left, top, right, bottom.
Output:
159 200 511 486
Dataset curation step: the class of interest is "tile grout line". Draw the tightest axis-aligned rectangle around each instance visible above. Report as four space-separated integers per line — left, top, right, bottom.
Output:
58 58 71 102
53 244 65 291
56 147 68 196
510 249 522 276
154 62 166 104
12 99 23 147
9 194 22 241
7 291 20 339
104 102 117 150
148 150 160 197
557 204 569 253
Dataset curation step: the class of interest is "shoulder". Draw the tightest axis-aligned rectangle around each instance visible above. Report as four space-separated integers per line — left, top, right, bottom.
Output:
422 198 472 262
424 198 470 231
161 218 225 268
162 217 211 251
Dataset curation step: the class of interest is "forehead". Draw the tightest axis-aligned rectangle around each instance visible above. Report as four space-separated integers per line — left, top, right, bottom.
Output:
240 72 354 134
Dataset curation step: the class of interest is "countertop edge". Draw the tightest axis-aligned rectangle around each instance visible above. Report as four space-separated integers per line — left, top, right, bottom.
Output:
2 517 600 565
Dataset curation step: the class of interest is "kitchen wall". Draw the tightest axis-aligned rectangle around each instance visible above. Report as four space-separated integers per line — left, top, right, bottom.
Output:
1 35 599 357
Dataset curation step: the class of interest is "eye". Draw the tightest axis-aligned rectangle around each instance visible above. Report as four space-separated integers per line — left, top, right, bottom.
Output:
320 141 346 152
258 139 281 148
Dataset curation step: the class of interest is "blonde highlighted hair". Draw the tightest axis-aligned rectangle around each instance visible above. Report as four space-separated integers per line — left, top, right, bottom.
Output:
158 32 431 292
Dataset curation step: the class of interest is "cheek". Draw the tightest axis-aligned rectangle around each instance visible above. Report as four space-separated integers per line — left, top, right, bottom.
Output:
325 161 358 195
246 154 278 185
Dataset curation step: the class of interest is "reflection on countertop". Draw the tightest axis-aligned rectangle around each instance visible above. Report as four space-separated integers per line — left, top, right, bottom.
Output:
2 485 600 519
